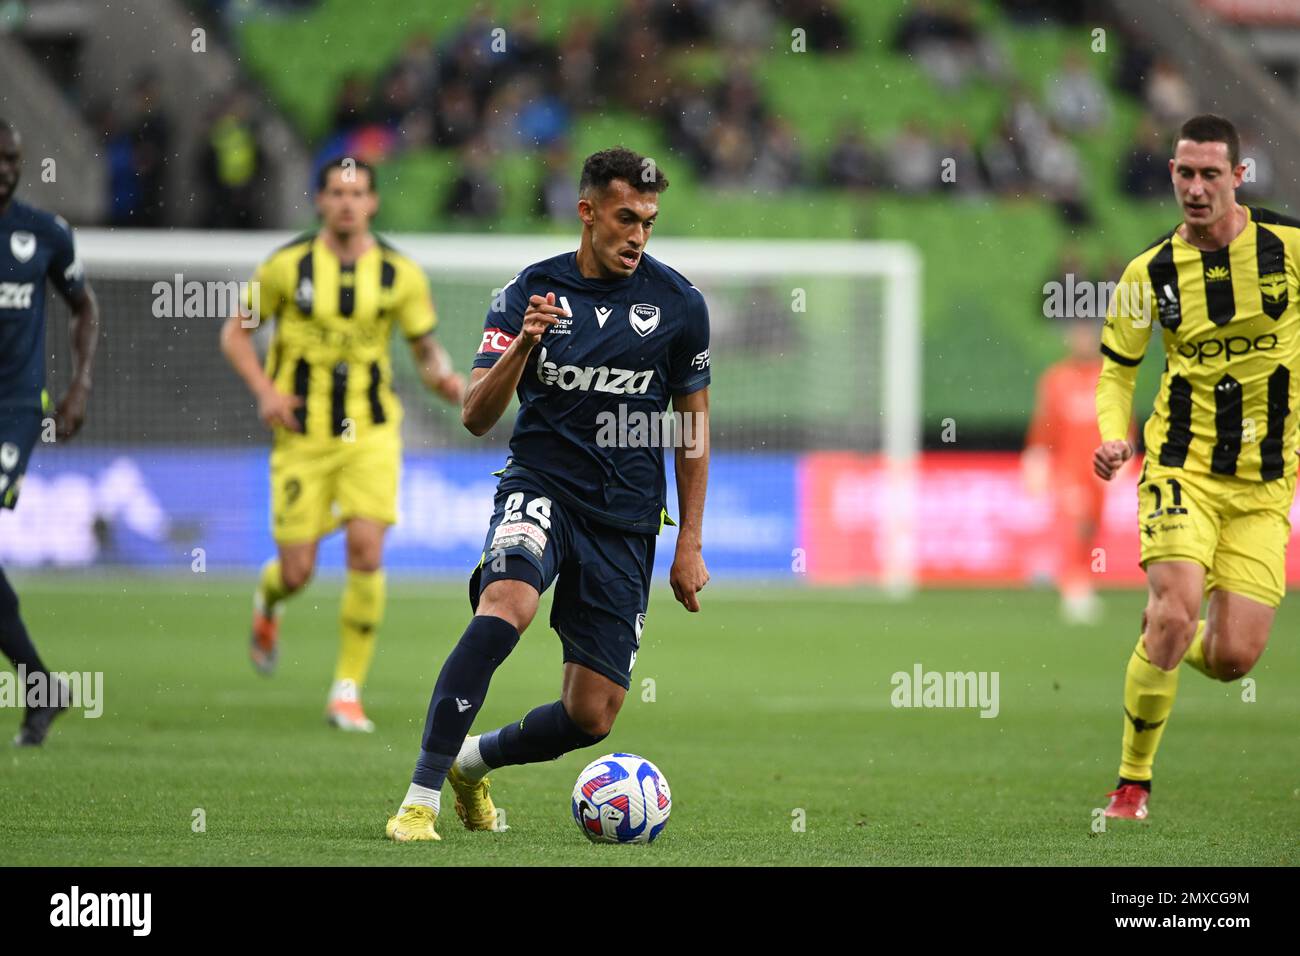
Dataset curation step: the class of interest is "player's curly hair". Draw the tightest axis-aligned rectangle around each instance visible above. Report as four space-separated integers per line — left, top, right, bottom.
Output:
579 147 669 197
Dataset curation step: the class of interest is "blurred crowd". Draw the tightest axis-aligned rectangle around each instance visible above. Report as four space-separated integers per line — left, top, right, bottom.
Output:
90 0 1270 228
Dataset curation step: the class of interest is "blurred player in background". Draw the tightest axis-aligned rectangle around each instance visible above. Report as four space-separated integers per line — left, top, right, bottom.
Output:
1094 115 1300 820
1023 313 1130 624
220 158 464 732
0 119 100 745
386 147 711 842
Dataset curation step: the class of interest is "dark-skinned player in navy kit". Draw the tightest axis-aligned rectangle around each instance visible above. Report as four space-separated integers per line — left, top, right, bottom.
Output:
0 119 100 746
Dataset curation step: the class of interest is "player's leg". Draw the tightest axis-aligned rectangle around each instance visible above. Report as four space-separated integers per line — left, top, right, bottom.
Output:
1195 590 1273 680
1 564 68 746
1105 558 1203 819
250 539 318 674
452 518 651 821
250 438 335 674
1 410 68 746
327 428 398 726
1060 479 1103 624
325 517 388 732
388 481 560 841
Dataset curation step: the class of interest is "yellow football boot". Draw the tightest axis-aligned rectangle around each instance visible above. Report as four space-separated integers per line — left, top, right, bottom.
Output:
386 804 441 842
448 763 500 831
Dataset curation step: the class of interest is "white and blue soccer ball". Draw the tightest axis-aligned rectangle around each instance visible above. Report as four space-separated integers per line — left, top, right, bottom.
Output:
571 753 671 844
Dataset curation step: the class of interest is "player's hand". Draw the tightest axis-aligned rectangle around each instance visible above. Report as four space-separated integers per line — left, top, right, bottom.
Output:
53 383 89 441
670 546 709 612
257 386 303 432
519 292 566 349
1093 439 1133 481
435 370 466 405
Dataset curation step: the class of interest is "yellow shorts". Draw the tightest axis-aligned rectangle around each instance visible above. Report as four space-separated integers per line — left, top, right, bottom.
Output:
269 426 400 544
1137 459 1295 607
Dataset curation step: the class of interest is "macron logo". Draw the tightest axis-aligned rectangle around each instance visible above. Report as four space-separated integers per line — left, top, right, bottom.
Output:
456 698 473 713
50 886 151 936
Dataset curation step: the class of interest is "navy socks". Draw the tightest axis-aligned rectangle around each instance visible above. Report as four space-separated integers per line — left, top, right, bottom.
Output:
479 699 607 768
412 615 520 790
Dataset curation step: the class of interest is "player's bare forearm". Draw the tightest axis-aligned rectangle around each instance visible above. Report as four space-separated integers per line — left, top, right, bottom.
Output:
53 285 100 439
463 292 564 435
410 333 465 405
669 387 710 611
462 348 528 436
220 313 275 398
220 312 301 431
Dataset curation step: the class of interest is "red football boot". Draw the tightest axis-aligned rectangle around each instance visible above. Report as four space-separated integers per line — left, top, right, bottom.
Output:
1104 783 1150 820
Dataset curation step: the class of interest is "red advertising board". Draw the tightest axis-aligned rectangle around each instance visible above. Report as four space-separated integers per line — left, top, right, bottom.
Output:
800 451 1300 586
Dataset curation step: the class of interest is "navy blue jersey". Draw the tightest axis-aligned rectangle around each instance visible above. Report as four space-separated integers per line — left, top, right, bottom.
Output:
0 200 85 410
474 251 711 534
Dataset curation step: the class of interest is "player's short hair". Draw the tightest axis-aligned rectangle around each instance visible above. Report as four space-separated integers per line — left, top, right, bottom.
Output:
1175 114 1240 167
579 147 669 198
316 157 377 192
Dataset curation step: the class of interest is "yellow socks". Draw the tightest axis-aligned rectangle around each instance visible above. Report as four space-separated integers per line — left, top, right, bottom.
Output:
255 558 290 616
1118 634 1180 782
335 569 385 687
1181 620 1213 678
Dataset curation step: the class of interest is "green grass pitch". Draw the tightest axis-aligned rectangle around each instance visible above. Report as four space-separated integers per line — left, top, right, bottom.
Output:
1 575 1295 866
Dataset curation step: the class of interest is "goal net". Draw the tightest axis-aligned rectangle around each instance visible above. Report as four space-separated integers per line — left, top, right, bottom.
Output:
9 231 921 590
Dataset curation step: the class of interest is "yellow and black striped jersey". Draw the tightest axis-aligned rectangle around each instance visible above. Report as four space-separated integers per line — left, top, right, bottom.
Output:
245 233 436 441
1100 205 1300 482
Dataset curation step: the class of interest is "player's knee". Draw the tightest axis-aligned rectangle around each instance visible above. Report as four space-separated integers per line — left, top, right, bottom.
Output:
476 581 538 633
1144 599 1198 667
569 706 615 740
564 694 621 739
344 539 382 573
1209 646 1259 682
280 559 315 593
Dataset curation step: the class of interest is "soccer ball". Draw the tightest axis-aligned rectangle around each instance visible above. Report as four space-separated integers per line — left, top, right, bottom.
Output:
571 753 671 844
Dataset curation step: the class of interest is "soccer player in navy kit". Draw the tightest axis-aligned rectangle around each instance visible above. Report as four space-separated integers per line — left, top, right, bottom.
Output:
0 119 100 746
388 147 710 841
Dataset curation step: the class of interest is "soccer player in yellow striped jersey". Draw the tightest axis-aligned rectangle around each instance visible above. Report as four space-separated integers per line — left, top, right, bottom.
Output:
1094 115 1300 820
220 158 465 732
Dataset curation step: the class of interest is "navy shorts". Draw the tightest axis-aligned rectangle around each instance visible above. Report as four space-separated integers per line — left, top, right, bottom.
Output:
0 406 42 510
469 471 655 690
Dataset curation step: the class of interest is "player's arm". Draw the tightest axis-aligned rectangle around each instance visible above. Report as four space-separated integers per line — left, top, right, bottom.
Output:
52 283 99 440
219 311 300 431
408 333 465 405
462 291 564 436
219 262 301 432
1021 373 1052 495
45 217 98 440
669 386 710 613
1094 263 1152 480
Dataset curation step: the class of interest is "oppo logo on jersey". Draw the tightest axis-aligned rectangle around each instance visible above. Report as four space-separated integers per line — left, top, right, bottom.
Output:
1178 332 1278 364
0 282 35 310
534 346 653 394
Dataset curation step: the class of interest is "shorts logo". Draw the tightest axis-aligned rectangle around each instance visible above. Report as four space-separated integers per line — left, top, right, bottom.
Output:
0 442 18 472
629 303 660 337
9 231 35 263
479 327 516 354
491 520 547 559
635 612 645 641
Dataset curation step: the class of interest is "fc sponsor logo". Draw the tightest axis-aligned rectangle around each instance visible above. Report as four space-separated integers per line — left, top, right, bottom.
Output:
479 327 516 354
